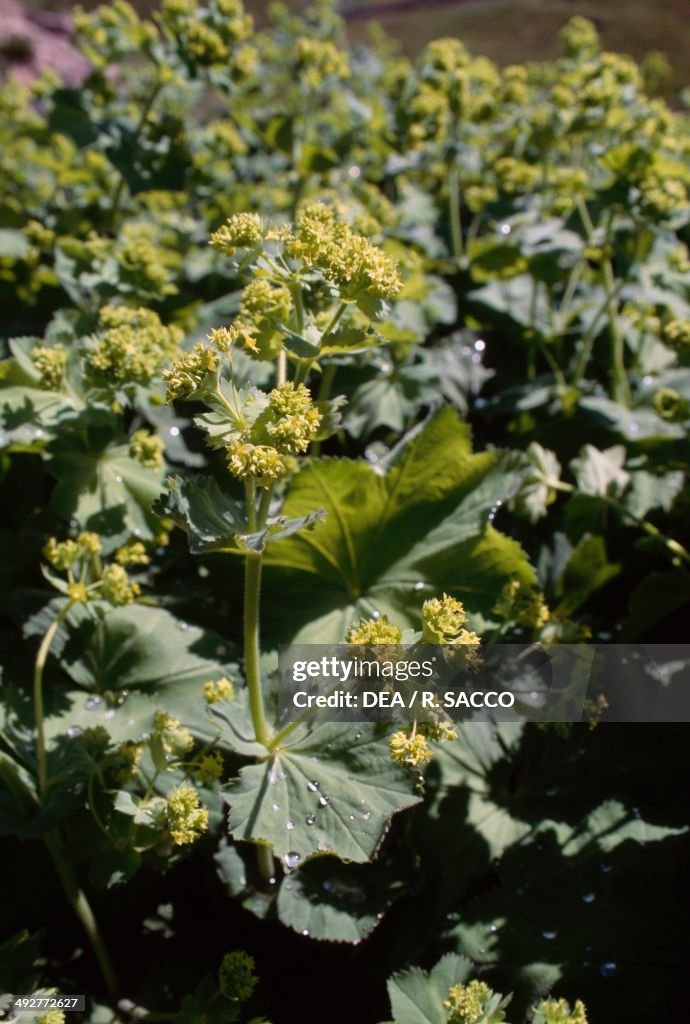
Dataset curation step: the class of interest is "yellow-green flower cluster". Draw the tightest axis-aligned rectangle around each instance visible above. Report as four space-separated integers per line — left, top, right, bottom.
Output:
422 594 480 646
534 997 588 1024
218 950 258 1002
100 564 141 605
495 580 550 630
346 616 402 645
158 0 254 70
195 750 224 785
129 429 165 469
113 740 144 783
559 16 600 59
265 381 322 453
154 711 194 757
284 202 401 301
234 276 292 359
444 980 510 1024
74 0 157 66
115 541 150 566
663 318 690 350
163 343 220 401
210 212 263 254
33 343 67 391
225 440 286 484
116 224 178 298
44 532 101 570
165 783 208 845
87 305 182 389
294 36 350 88
654 387 688 422
204 676 235 703
38 1012 66 1024
224 382 322 484
389 729 432 768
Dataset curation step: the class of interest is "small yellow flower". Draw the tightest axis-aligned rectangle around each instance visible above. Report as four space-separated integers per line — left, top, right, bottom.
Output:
32 343 67 390
100 564 140 606
195 750 224 785
389 729 432 767
204 677 235 703
165 783 208 845
210 212 263 254
129 429 165 469
67 581 90 603
346 616 402 645
115 541 150 566
218 950 258 1002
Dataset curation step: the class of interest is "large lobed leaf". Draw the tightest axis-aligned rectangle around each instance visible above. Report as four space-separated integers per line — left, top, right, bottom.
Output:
225 723 421 867
264 407 534 641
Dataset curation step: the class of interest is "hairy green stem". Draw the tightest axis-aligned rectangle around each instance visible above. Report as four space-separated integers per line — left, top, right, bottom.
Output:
34 601 118 995
448 163 463 260
34 600 74 796
243 483 271 748
44 831 118 996
109 77 164 228
551 480 690 566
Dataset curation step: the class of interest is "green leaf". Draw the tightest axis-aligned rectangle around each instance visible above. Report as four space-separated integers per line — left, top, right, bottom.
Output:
264 409 534 641
624 469 684 519
569 444 629 498
515 443 561 523
225 723 421 866
276 856 405 943
386 954 473 1024
154 474 325 554
48 602 239 695
555 535 620 617
48 412 163 537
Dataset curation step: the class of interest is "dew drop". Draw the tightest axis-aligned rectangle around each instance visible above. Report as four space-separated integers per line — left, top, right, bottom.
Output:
582 892 596 904
271 803 280 812
85 696 103 711
306 814 316 826
372 610 380 620
169 426 180 437
471 353 482 364
318 795 330 807
474 339 486 352
178 621 189 631
67 725 82 739
348 814 355 821
642 375 654 387
627 421 640 435
355 732 361 740
489 924 498 933
301 928 310 936
268 876 276 886
284 851 301 869
362 811 371 820
542 930 557 941
286 820 295 831
348 165 361 179
500 223 512 235
414 581 425 591
307 780 319 792
35 428 44 439
475 397 487 410
115 475 123 484
600 962 616 978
